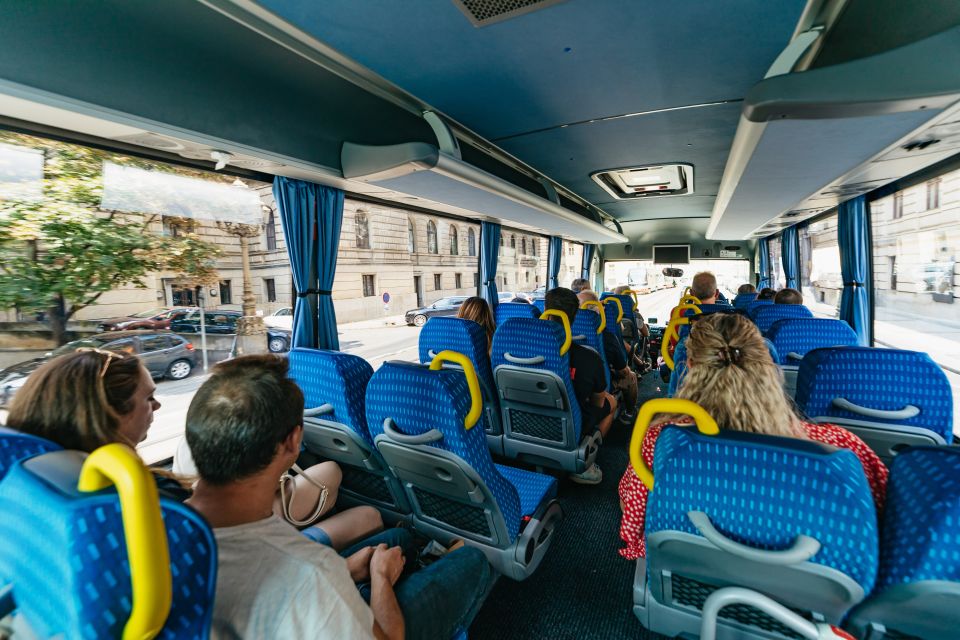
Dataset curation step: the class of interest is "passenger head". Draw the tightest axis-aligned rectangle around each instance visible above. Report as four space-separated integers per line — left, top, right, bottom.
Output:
570 278 590 293
576 290 602 317
757 287 776 300
545 287 579 326
613 285 629 295
186 355 303 485
774 288 803 305
675 314 803 438
510 296 531 304
7 349 159 451
690 272 718 303
737 283 757 295
456 297 495 347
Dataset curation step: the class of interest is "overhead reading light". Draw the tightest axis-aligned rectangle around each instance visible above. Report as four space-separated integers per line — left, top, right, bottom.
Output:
591 164 694 200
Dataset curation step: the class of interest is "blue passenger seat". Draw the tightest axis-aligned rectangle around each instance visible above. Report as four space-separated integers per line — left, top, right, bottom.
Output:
752 304 814 335
571 306 610 390
365 358 562 580
795 346 953 463
744 299 774 320
288 348 410 518
602 298 629 365
847 447 960 639
766 318 859 397
419 316 504 455
491 316 602 472
531 298 546 313
732 292 758 309
494 302 539 325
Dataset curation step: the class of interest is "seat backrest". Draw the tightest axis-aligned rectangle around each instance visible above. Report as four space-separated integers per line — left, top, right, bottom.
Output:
365 361 523 537
766 318 859 365
494 302 539 325
795 346 953 442
733 292 758 309
753 304 814 334
601 293 637 321
532 298 546 313
571 309 610 389
288 347 375 444
745 298 774 319
0 426 61 480
0 448 217 639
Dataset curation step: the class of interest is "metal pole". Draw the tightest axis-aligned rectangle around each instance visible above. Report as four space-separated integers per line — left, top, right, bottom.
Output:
198 289 209 371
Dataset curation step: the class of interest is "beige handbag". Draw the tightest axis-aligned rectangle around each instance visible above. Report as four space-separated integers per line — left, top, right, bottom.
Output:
275 463 330 528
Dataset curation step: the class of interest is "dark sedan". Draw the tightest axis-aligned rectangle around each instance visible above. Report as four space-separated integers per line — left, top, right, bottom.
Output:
169 310 241 334
404 296 469 327
98 307 195 332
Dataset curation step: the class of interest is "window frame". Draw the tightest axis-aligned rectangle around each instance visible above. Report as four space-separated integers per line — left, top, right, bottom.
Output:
362 274 376 297
264 278 277 303
427 220 438 254
355 210 371 249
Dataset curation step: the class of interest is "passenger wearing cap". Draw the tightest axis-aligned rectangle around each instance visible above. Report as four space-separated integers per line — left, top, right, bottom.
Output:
616 313 887 560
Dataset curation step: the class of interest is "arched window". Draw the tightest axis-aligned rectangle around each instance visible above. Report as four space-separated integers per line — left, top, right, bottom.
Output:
521 237 527 255
408 218 416 253
355 211 370 249
499 234 504 256
468 228 476 256
532 239 538 256
427 220 438 254
450 225 459 255
265 210 277 251
510 234 516 249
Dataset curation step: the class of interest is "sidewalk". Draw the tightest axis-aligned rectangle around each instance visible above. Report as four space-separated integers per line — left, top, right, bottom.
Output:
338 314 408 331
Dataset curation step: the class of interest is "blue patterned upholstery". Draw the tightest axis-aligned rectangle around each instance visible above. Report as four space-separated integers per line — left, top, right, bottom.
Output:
766 318 858 365
602 303 628 365
491 317 582 439
0 426 61 479
733 292 758 309
795 346 953 441
0 454 217 639
647 426 879 592
494 302 539 325
571 310 610 389
667 337 688 397
600 293 637 322
745 299 774 319
876 447 960 591
532 298 546 313
366 362 531 537
493 463 557 518
753 304 814 334
289 348 374 443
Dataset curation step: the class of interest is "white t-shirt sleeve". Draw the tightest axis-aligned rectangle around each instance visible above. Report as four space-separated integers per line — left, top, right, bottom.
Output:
273 559 376 639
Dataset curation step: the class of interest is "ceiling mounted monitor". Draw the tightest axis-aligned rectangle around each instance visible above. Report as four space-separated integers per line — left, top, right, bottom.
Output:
591 163 694 200
653 244 690 264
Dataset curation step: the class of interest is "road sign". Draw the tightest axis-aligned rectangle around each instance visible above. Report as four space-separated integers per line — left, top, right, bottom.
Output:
382 292 391 304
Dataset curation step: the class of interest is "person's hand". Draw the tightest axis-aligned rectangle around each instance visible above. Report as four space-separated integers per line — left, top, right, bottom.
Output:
346 546 374 582
370 543 405 586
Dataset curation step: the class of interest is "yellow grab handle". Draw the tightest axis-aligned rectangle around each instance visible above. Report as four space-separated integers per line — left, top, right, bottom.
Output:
679 295 702 306
603 297 624 323
579 300 606 333
78 443 172 640
670 303 702 321
429 350 483 430
661 316 691 371
629 399 720 491
683 286 692 296
622 289 640 311
539 309 573 355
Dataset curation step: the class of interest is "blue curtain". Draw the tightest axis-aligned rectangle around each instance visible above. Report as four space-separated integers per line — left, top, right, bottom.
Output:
479 221 500 309
757 238 771 289
781 226 800 289
838 196 871 345
547 236 562 289
581 244 595 280
273 177 345 350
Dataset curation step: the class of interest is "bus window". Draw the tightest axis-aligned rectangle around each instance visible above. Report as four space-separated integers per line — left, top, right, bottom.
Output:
768 236 786 289
799 213 841 318
559 240 584 289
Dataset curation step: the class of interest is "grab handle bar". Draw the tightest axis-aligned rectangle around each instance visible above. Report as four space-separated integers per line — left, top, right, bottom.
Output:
786 352 804 361
304 403 334 418
382 418 443 445
700 587 819 640
504 353 545 365
689 511 820 565
831 397 920 421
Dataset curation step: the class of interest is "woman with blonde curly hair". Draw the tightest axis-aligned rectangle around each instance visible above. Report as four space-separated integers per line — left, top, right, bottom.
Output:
617 313 887 560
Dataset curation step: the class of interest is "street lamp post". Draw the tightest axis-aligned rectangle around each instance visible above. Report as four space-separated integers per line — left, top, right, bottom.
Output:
216 219 267 355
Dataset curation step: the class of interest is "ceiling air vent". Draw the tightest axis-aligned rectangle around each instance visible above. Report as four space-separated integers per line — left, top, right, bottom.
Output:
591 164 694 200
452 0 567 27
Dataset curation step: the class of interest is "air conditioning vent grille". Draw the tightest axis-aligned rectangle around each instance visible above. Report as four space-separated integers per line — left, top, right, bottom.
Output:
591 163 694 200
452 0 566 27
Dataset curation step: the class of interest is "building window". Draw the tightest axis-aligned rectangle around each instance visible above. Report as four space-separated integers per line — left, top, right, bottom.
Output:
474 272 479 287
499 235 503 256
434 273 442 290
893 192 904 219
510 234 516 249
468 228 476 256
521 237 527 254
362 274 375 297
455 273 462 288
219 280 232 304
531 239 538 256
355 211 371 249
427 220 438 254
526 271 530 283
161 217 181 238
408 218 416 253
265 210 277 251
264 278 277 303
450 225 459 255
889 255 897 290
927 178 941 211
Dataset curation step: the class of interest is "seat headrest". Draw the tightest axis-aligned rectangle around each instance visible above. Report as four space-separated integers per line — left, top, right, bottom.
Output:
494 302 539 325
0 426 61 480
753 304 814 334
288 348 374 440
766 318 859 364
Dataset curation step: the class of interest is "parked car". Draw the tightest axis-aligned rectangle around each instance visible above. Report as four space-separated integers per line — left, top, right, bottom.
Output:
98 307 195 332
263 307 293 330
404 296 469 327
267 328 291 353
0 330 197 407
170 310 242 334
498 291 531 302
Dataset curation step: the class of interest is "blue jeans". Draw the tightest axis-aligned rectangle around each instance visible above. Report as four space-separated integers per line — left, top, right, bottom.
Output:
341 529 491 640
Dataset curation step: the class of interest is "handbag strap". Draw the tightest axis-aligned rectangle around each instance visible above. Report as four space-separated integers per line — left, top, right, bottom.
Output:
278 464 329 528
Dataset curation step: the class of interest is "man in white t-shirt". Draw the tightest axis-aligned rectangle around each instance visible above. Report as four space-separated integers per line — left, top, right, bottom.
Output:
185 355 490 640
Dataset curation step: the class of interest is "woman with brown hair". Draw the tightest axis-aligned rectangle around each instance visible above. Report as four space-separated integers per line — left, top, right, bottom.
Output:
617 313 887 560
457 296 495 352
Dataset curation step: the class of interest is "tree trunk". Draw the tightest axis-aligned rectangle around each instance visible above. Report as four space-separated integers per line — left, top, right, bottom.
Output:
48 294 69 346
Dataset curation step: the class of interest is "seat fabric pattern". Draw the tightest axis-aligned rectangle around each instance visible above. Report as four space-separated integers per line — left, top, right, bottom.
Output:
602 304 628 364
494 302 539 325
794 347 953 441
491 318 581 440
366 362 524 537
766 318 858 364
745 299 774 319
289 348 374 443
753 304 814 334
493 463 557 517
532 299 546 313
571 311 610 388
0 427 61 479
0 460 217 639
647 426 879 592
667 338 688 397
733 293 758 309
876 447 960 590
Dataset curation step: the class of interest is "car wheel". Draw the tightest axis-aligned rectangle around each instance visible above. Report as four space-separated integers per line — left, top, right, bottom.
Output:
413 314 427 327
268 336 288 353
166 359 193 380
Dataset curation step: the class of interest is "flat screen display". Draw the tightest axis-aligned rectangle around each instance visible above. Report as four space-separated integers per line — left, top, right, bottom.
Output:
653 245 690 264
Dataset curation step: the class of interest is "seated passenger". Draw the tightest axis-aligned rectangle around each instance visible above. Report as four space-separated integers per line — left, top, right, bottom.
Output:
185 355 491 640
617 313 887 560
690 271 719 304
737 283 756 295
510 296 531 304
774 288 803 305
456 296 495 353
757 287 776 300
578 290 638 416
545 288 617 484
570 277 590 293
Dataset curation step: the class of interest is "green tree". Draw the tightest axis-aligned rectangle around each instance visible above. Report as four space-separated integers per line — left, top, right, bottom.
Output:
0 133 222 345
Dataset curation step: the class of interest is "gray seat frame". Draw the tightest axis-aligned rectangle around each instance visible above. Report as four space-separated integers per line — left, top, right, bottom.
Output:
809 415 946 465
846 581 960 639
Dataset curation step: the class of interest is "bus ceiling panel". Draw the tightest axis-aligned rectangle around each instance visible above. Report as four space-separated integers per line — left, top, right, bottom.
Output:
600 197 721 221
600 218 757 261
253 0 806 141
341 142 627 244
709 24 960 240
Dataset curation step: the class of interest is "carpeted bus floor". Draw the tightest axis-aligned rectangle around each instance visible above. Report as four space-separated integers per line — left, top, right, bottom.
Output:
470 372 669 640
